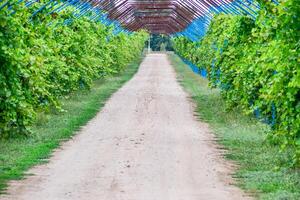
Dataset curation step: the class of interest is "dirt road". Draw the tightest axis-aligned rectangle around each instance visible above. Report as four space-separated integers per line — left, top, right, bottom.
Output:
1 53 248 200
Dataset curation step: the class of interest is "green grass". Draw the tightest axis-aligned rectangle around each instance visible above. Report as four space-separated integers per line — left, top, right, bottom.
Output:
0 57 142 193
169 53 300 200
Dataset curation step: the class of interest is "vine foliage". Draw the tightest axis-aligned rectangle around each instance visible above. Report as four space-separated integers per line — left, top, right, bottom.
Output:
173 0 300 166
0 1 148 137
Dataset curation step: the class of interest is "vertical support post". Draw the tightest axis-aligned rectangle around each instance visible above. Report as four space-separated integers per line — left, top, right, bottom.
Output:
148 34 151 53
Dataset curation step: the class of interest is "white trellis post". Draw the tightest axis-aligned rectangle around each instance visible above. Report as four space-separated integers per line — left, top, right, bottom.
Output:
148 35 151 53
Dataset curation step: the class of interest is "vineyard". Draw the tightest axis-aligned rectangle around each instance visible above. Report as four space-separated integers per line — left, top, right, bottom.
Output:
0 0 299 199
0 1 148 137
173 0 300 166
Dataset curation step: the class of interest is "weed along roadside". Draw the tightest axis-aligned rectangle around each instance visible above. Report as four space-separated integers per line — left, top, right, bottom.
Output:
0 1 148 192
168 53 300 200
0 57 143 193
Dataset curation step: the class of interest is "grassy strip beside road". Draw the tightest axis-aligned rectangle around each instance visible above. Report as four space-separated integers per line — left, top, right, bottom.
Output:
0 57 142 193
169 53 300 200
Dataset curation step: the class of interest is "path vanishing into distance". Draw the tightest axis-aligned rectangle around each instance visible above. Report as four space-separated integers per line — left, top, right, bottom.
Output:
1 53 249 200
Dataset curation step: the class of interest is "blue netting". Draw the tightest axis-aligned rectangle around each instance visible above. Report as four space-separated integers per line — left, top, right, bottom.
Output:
178 54 277 127
0 0 129 35
173 0 260 41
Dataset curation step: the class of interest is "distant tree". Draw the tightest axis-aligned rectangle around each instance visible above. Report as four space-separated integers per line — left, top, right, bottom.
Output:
150 34 173 51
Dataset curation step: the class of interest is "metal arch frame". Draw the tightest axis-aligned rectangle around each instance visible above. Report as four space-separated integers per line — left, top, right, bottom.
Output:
95 0 261 38
1 0 270 40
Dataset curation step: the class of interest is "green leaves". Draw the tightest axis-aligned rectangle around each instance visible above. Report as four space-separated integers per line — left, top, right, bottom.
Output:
173 0 300 166
0 1 148 138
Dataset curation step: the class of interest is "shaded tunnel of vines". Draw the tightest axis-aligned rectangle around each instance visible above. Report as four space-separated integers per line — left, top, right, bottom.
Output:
0 0 299 166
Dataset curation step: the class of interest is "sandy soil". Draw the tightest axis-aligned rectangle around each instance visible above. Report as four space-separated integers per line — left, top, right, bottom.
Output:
1 53 250 200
